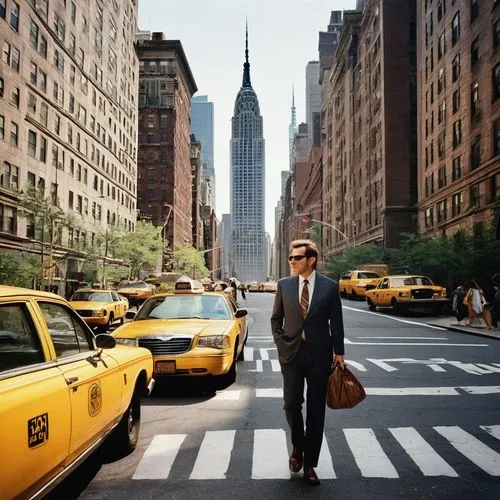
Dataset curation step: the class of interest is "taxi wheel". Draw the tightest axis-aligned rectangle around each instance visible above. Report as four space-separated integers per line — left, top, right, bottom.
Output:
107 313 114 329
109 388 141 456
350 290 357 300
367 298 376 312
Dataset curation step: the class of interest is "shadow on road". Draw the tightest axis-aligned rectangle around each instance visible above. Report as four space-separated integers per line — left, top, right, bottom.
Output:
144 378 218 406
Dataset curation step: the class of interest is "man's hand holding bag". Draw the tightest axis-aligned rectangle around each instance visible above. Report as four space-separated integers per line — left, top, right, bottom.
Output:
327 361 366 409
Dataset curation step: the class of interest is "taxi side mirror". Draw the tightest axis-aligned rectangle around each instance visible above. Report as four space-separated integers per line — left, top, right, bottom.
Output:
126 310 136 319
235 309 247 318
95 334 116 349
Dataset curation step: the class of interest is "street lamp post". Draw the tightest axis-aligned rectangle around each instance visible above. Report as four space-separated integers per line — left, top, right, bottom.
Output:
157 204 173 273
298 213 351 248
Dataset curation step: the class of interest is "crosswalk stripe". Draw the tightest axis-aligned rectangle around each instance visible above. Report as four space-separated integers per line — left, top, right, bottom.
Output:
132 434 186 480
252 429 290 479
270 359 281 372
434 426 500 476
344 428 399 478
480 425 500 441
243 347 254 361
389 427 458 476
190 431 236 479
316 435 336 479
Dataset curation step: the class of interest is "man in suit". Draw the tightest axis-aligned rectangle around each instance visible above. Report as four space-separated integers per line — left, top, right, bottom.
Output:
271 239 345 485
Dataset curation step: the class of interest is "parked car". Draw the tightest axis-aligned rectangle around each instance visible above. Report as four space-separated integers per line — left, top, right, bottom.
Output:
69 289 129 331
339 270 382 299
112 276 248 389
365 275 449 314
0 285 154 500
116 281 154 307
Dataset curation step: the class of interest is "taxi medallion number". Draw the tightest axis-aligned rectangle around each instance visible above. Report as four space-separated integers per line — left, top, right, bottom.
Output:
156 361 176 374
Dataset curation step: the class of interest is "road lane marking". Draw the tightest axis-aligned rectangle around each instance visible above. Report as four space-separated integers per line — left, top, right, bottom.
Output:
346 360 367 372
256 386 500 397
213 390 241 401
480 425 500 441
132 434 186 480
344 428 399 478
434 426 500 475
389 427 458 476
244 347 254 361
270 359 281 372
316 435 336 479
345 339 489 346
248 360 263 372
252 429 290 479
357 336 448 340
190 430 236 479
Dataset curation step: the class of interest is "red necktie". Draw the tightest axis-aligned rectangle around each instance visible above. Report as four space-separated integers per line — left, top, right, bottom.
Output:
300 279 309 318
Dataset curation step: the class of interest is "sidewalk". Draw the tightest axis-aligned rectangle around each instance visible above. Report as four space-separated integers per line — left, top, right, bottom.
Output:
427 315 500 340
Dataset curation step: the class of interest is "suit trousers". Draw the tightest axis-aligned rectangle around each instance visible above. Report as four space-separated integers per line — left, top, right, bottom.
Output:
280 342 330 468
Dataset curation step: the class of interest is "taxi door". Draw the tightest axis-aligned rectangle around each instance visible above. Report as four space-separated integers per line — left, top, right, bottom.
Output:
36 301 122 464
0 301 71 500
111 291 126 319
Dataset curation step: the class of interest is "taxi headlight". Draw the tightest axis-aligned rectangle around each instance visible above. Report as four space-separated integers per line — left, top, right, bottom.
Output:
198 335 230 349
93 310 105 317
115 338 138 347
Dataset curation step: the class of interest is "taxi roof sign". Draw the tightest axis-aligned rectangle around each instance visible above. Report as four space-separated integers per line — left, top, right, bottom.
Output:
174 276 204 294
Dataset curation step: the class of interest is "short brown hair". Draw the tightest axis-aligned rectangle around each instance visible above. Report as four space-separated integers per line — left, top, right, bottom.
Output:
290 239 319 260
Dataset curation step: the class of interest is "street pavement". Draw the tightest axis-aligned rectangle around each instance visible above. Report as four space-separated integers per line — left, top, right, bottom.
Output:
50 293 500 500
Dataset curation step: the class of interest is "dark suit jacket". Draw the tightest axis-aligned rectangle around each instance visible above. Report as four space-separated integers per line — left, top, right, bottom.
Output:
271 273 345 365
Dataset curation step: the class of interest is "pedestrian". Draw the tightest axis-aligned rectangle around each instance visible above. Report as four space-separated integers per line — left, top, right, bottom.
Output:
225 279 238 303
465 280 492 329
492 285 500 328
451 284 467 325
270 239 345 486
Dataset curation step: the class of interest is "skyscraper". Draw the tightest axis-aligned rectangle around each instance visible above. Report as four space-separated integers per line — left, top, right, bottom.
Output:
230 25 267 282
288 86 297 168
191 95 215 210
305 61 322 147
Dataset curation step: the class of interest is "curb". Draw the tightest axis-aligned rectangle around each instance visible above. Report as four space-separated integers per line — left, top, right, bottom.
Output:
427 322 500 340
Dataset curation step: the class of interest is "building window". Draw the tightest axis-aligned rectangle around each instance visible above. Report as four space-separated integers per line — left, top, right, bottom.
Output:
453 120 462 148
27 93 36 114
470 0 479 23
40 136 47 162
10 87 19 108
1 162 18 191
493 64 500 101
0 203 17 234
451 192 463 217
425 207 434 228
438 101 446 124
493 119 500 157
452 54 460 82
437 1 445 22
469 184 480 209
40 102 48 127
452 11 460 45
438 68 446 93
53 12 65 42
0 0 5 18
495 19 500 50
470 135 481 170
0 114 4 139
437 200 447 223
471 37 479 67
491 173 500 202
27 130 37 157
68 191 74 210
438 165 447 188
471 82 480 118
0 76 3 97
54 50 64 72
438 33 446 59
10 122 18 146
452 155 463 181
10 1 19 31
438 131 446 158
452 89 460 113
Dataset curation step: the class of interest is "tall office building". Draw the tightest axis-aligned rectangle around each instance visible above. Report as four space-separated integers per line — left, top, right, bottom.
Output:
191 95 215 209
230 26 267 282
288 87 297 168
305 61 322 147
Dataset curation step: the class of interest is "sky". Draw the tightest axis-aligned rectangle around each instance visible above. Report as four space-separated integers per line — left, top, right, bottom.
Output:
138 0 356 237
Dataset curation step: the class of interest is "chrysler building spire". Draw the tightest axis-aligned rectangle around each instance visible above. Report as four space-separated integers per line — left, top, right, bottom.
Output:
242 20 251 88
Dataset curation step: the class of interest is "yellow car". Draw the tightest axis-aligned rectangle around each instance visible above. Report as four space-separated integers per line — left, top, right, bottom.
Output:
69 289 129 330
112 276 249 389
0 285 154 500
339 270 382 299
365 275 449 314
116 280 154 307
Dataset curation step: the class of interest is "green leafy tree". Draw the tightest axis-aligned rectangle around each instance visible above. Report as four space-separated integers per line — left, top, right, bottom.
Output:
171 245 210 279
114 221 162 278
0 254 42 288
0 253 18 285
327 244 385 280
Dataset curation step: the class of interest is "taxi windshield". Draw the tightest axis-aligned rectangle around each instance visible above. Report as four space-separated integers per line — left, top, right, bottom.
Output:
358 272 380 279
71 291 112 302
120 282 148 289
136 295 231 320
392 276 434 287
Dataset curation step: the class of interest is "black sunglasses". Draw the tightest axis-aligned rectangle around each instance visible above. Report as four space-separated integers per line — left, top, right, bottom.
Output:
288 255 307 262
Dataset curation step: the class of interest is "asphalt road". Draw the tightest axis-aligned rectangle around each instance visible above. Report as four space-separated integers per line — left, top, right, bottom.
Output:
49 293 500 500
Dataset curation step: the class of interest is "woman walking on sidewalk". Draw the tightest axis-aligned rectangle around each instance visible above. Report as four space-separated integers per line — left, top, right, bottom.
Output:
465 281 493 329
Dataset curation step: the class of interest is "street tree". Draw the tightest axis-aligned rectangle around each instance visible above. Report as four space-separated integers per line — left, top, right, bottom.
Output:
114 221 162 279
171 245 210 279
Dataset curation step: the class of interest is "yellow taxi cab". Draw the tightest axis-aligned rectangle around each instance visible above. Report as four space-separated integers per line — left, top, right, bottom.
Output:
0 285 154 500
112 276 249 389
69 289 129 331
116 280 154 307
339 270 382 299
365 275 449 314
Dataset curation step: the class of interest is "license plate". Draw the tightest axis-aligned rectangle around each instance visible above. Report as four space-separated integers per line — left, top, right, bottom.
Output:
156 361 176 374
